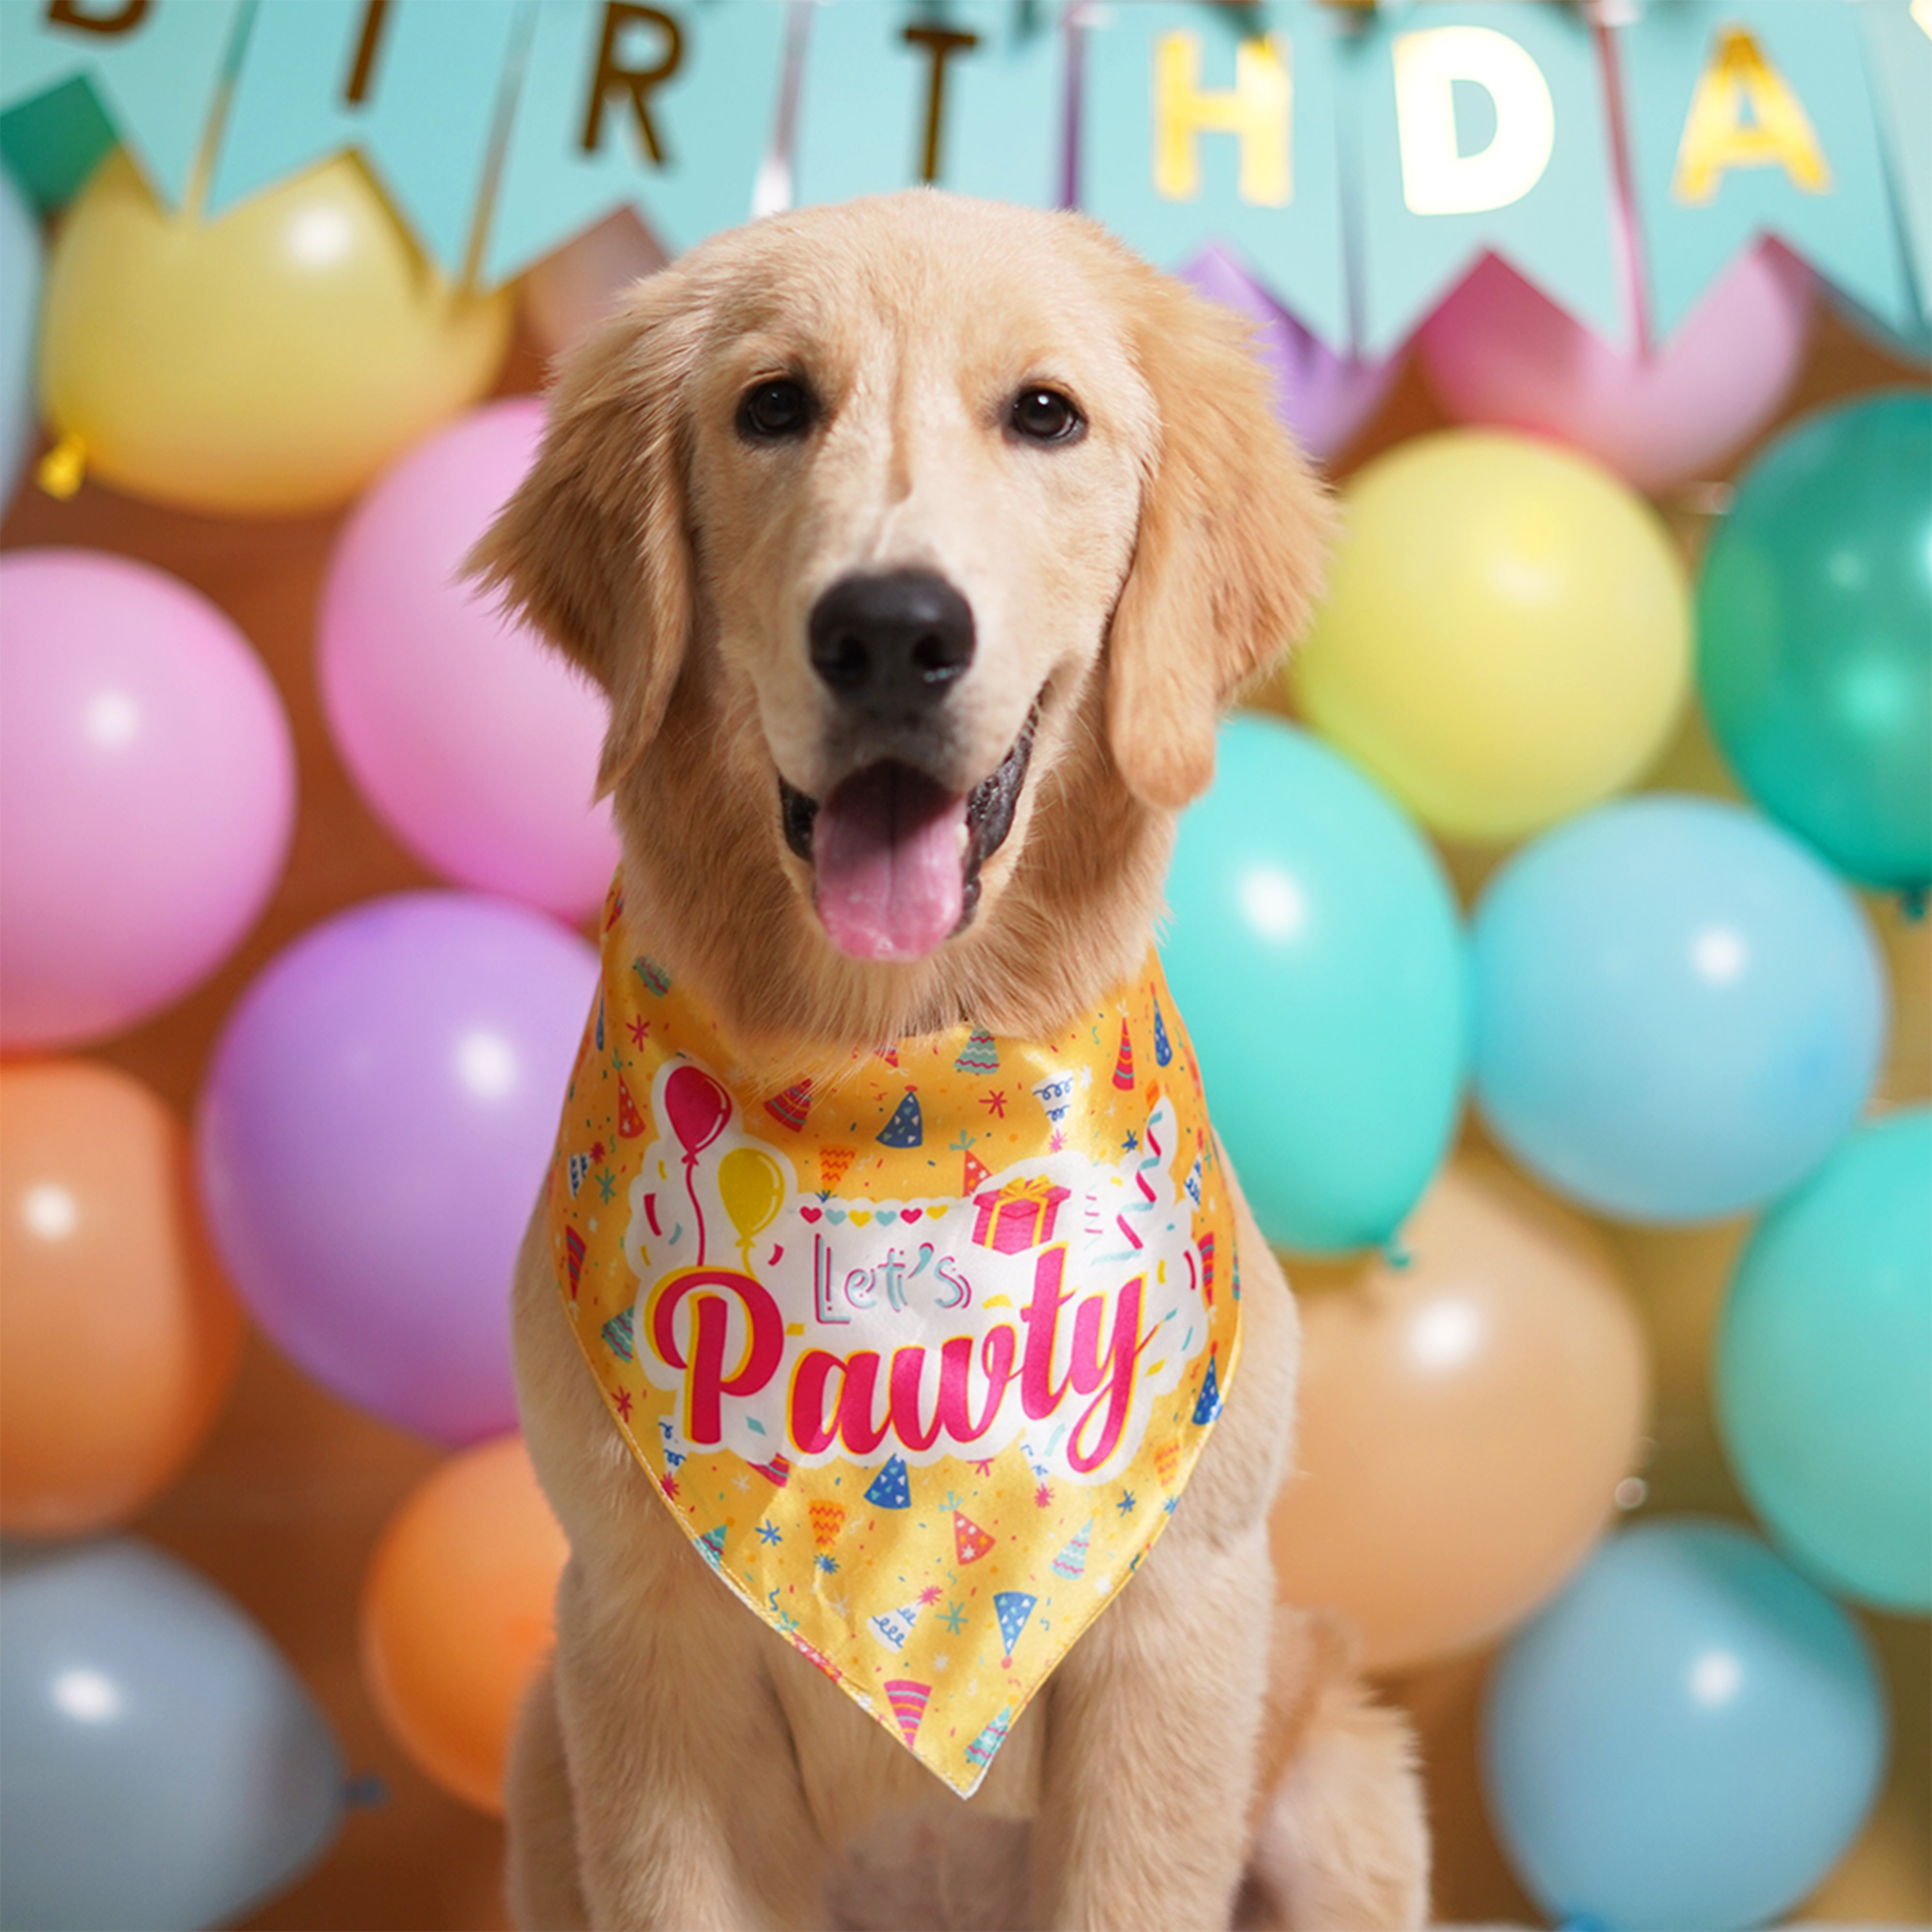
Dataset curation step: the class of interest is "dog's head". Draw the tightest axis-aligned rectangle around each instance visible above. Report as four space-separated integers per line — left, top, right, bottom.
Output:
476 193 1329 1029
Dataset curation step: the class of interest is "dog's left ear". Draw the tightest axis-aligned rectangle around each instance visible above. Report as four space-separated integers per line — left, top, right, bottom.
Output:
1105 270 1335 811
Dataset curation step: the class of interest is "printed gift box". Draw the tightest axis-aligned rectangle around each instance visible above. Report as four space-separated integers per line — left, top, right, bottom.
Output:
971 1176 1072 1254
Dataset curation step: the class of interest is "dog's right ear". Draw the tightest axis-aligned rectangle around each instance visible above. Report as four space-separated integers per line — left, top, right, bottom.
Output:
468 273 699 798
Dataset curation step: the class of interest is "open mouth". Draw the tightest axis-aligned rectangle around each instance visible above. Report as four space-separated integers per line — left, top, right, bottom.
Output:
779 706 1039 962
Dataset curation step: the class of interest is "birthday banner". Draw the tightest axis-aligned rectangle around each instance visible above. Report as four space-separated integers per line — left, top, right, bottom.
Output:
1 0 1926 354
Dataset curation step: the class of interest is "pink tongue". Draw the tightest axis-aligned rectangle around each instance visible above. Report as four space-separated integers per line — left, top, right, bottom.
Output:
813 764 966 961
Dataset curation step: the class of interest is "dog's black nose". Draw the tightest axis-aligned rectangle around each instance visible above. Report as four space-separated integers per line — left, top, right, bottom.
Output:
809 571 975 714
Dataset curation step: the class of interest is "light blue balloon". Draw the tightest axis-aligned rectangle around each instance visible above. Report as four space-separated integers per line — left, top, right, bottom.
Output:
0 1539 344 1932
1484 1519 1888 1931
1472 795 1885 1223
0 166 41 505
1161 714 1467 1254
1717 1108 1932 1615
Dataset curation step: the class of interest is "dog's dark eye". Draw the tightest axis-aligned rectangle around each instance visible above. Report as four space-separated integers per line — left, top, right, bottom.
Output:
1010 386 1083 444
738 378 814 441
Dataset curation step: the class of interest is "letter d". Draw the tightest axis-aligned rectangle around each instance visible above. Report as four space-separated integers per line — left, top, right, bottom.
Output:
1393 25 1555 217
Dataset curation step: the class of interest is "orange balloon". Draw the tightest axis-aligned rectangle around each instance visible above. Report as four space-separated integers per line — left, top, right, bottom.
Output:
360 1434 567 1813
0 1060 243 1534
1271 1156 1649 1673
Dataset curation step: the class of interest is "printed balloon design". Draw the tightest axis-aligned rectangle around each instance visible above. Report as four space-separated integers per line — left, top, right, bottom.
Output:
665 1066 730 1155
665 1065 730 1261
719 1146 785 1259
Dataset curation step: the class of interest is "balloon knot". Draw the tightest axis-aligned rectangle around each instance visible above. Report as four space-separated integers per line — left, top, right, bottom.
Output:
1901 885 1927 923
36 432 86 500
343 1772 389 1810
1381 1237 1413 1270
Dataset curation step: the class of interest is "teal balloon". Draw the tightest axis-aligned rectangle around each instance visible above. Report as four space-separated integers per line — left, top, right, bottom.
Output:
1698 391 1932 891
1472 795 1885 1223
0 1539 344 1932
0 165 40 504
1717 1108 1932 1614
1160 714 1467 1253
1484 1519 1888 1932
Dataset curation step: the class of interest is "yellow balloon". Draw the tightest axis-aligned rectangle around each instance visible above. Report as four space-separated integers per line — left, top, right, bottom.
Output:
1290 430 1690 844
38 151 511 515
719 1146 785 1248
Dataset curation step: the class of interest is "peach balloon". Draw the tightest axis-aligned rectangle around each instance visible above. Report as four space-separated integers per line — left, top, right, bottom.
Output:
360 1435 567 1813
1271 1158 1649 1673
0 1061 243 1534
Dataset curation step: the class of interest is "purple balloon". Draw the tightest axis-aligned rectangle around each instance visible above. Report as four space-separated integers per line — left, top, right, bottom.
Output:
1182 244 1401 465
195 892 597 1444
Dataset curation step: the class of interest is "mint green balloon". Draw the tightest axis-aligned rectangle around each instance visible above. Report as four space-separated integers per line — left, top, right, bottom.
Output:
1161 714 1467 1254
1698 392 1932 891
1716 1108 1932 1614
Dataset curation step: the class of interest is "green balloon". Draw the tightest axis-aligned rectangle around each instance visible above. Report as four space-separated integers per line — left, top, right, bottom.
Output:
1698 391 1932 891
1716 1109 1932 1615
1161 714 1468 1255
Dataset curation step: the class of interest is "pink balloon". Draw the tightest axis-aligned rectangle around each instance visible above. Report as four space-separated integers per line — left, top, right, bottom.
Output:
318 398 618 920
1419 242 1814 495
664 1065 730 1157
0 550 294 1051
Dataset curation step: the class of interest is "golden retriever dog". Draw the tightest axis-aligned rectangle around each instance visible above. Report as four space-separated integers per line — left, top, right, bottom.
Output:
476 189 1428 1932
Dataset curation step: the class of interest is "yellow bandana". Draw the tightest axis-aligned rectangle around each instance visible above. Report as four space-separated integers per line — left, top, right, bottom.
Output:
547 880 1241 1795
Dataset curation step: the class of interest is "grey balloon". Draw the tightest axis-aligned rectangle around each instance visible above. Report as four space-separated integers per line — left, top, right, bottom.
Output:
0 1538 343 1931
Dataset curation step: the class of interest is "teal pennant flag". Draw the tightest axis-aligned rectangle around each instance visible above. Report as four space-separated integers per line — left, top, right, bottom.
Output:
1856 0 1932 331
208 0 527 277
483 0 789 287
793 0 1065 212
1345 0 1622 359
1080 0 1347 351
0 0 247 207
1617 0 1913 342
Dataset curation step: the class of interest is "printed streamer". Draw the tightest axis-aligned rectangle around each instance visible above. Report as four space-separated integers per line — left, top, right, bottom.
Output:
548 879 1241 1795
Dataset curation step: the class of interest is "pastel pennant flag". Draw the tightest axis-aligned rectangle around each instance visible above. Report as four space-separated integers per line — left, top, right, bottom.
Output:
1345 0 1622 358
483 0 789 288
1855 0 1932 330
208 0 527 276
1617 0 1914 341
0 0 248 206
1080 0 1348 350
793 0 1065 212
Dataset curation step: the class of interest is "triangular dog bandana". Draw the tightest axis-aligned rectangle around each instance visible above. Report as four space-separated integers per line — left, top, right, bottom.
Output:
547 879 1242 1796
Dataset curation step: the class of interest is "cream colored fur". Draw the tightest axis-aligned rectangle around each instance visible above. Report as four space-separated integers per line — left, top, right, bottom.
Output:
477 190 1428 1932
